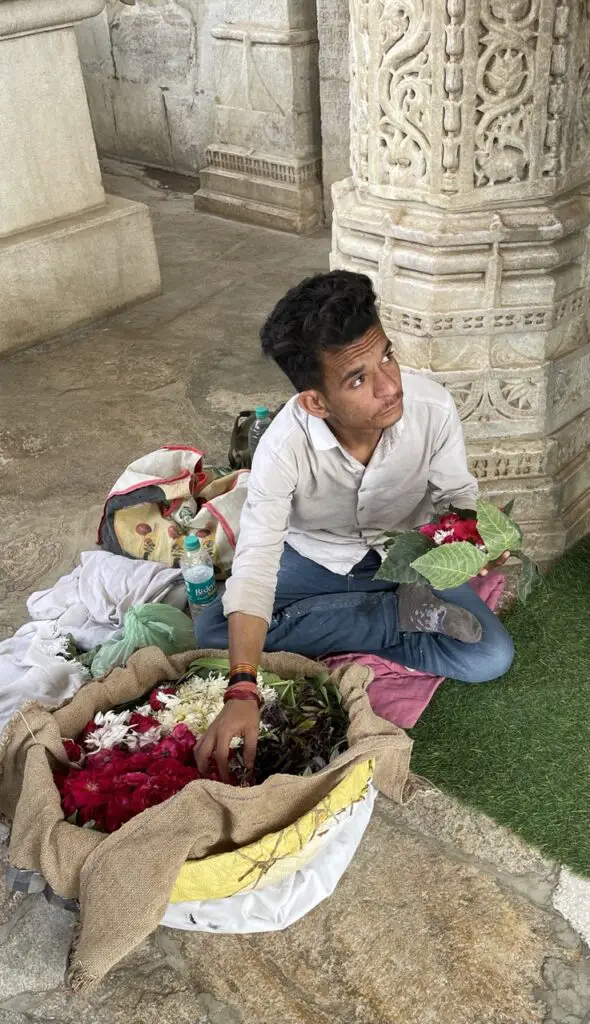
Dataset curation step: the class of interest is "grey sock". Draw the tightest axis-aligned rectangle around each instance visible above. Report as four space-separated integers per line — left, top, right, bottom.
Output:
397 584 483 644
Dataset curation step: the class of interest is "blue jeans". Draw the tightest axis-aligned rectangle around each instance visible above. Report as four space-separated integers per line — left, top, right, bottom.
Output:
197 545 514 683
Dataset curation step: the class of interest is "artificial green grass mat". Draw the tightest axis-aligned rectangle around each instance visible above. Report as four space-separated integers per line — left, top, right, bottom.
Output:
409 536 590 875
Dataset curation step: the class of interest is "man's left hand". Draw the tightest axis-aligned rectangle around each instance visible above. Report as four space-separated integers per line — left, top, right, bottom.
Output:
478 550 510 577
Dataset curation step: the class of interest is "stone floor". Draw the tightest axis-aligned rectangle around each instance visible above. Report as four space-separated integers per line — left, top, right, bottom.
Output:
0 175 589 1024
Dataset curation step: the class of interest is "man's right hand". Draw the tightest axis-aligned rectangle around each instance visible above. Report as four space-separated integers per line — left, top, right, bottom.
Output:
194 700 261 784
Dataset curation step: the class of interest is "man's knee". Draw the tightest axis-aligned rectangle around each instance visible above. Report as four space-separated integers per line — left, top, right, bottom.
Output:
465 625 514 683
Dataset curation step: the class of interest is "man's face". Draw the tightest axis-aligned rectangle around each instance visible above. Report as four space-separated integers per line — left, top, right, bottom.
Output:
307 324 404 433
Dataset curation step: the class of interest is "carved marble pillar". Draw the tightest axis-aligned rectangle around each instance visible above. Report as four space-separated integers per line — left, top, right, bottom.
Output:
331 0 590 560
194 2 323 234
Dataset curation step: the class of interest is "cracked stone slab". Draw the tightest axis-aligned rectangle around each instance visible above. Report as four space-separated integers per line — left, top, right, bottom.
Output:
0 894 74 1000
540 956 590 1024
381 787 556 876
168 805 566 1024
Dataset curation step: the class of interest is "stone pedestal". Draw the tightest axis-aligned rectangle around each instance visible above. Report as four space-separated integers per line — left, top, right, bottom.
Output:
331 0 590 560
0 0 160 355
195 5 323 234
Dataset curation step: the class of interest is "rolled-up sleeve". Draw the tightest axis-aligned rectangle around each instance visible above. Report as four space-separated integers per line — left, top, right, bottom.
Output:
222 441 297 624
428 394 478 513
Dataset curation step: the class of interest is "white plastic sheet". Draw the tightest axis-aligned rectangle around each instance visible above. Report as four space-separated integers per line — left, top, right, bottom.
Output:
161 783 376 933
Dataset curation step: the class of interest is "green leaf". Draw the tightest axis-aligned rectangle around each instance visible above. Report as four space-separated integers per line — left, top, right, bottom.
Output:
411 542 488 590
515 551 541 604
502 498 515 517
376 532 434 584
476 500 523 560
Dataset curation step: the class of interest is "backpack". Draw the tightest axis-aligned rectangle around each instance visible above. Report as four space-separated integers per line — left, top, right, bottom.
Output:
228 407 282 469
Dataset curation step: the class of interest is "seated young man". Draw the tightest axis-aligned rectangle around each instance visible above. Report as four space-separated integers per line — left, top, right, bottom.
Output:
196 271 513 779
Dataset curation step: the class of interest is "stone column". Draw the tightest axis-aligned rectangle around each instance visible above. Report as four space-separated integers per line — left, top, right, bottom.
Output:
0 0 160 356
194 1 323 234
331 0 590 561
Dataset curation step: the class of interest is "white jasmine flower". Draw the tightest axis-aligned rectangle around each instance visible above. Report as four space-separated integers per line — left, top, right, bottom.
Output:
85 710 133 752
152 671 277 738
136 726 162 748
433 528 454 545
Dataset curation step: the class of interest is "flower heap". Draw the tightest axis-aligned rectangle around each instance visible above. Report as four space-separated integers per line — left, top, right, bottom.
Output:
55 714 200 834
55 672 278 834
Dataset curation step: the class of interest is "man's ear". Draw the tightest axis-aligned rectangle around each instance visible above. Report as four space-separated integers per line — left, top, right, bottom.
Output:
298 390 329 419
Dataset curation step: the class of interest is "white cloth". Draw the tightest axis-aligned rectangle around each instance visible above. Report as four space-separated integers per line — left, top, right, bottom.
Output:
223 372 478 624
27 551 184 649
161 783 376 933
0 622 91 738
0 551 184 737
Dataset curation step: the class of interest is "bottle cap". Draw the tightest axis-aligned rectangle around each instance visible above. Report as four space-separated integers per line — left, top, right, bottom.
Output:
255 406 270 419
184 535 200 551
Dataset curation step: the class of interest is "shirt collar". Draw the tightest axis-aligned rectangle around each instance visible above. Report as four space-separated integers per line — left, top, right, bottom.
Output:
308 414 339 451
307 413 405 453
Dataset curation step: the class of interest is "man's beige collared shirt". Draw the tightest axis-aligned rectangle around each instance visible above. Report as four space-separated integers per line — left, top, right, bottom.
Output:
223 371 478 624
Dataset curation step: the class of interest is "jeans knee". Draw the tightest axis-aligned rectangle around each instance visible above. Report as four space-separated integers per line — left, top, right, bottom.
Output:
193 598 227 649
467 627 514 683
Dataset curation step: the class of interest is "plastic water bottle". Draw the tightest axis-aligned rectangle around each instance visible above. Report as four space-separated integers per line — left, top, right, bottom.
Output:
181 535 217 621
248 406 271 459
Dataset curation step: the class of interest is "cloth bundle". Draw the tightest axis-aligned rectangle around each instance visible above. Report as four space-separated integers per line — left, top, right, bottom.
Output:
98 446 249 576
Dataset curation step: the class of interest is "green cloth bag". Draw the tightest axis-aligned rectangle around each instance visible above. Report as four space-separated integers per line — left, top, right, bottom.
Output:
90 604 195 680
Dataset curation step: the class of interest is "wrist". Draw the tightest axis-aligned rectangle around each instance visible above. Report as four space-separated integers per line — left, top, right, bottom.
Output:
223 687 262 709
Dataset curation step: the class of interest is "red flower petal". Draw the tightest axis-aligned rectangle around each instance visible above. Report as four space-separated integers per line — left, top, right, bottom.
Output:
148 686 176 712
63 739 84 764
129 712 158 734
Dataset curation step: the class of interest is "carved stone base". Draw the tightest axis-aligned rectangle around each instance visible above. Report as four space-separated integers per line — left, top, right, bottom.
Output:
0 194 160 356
195 147 323 235
331 179 590 561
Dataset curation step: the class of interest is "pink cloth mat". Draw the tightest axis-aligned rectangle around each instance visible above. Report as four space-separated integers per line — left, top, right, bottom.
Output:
324 573 505 729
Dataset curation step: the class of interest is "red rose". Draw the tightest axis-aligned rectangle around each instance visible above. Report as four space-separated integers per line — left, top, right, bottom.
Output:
129 712 159 734
62 770 107 816
148 686 176 711
451 518 484 545
170 723 197 760
116 772 149 787
85 749 128 773
150 734 184 759
105 790 135 832
124 751 153 772
419 513 484 547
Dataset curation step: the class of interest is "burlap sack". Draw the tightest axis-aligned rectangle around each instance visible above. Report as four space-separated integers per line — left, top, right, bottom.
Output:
0 646 413 991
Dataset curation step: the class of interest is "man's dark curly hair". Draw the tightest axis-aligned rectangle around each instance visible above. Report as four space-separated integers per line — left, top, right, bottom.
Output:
260 270 379 392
